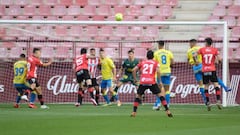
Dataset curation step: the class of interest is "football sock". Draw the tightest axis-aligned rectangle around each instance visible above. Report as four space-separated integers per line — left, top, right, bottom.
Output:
78 90 83 105
112 91 119 101
215 87 221 100
154 96 160 107
133 98 141 112
95 90 99 104
38 95 44 105
159 96 169 111
16 93 21 104
165 91 171 107
114 86 119 92
218 78 228 92
30 91 36 103
200 86 206 103
204 89 210 104
103 91 110 104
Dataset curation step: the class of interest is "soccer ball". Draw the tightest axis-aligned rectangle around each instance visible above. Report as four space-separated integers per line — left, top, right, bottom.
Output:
115 13 123 21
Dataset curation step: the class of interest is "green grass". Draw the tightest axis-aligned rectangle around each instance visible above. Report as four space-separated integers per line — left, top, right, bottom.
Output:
0 104 240 135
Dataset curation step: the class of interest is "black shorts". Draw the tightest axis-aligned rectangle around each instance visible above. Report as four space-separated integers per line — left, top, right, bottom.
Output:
27 78 40 88
137 84 160 95
202 71 218 84
91 78 99 87
76 69 91 83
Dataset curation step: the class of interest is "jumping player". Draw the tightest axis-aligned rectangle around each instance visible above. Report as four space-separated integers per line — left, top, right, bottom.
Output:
27 48 52 109
131 50 173 117
74 48 97 106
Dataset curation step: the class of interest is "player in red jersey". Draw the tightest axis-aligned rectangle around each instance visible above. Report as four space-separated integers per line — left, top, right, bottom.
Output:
27 48 52 109
131 50 173 117
88 48 100 105
198 38 222 111
74 48 97 106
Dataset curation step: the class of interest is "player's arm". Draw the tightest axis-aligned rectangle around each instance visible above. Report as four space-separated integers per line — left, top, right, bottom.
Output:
109 59 117 81
117 66 124 78
86 54 96 59
132 66 139 83
41 58 52 67
170 52 175 67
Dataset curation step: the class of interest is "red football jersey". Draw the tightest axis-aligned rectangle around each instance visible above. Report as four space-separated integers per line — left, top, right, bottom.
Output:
75 54 88 72
27 55 43 79
138 59 159 84
88 58 100 78
198 47 219 72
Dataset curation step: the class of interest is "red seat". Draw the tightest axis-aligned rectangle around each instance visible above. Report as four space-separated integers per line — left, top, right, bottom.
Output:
105 0 118 5
0 48 9 58
9 47 24 58
137 16 149 21
0 5 5 15
228 5 240 16
113 6 126 15
99 26 113 37
68 26 83 36
31 15 45 20
208 16 220 21
59 0 73 5
165 0 178 7
234 0 240 5
135 48 147 59
55 26 68 37
62 15 75 20
31 0 42 5
52 5 67 16
76 15 90 20
200 26 215 37
23 5 36 16
45 16 58 20
6 5 22 16
144 26 159 38
55 47 70 58
143 6 158 16
128 6 142 16
75 0 88 6
67 6 81 15
106 16 115 21
82 5 96 16
223 16 236 28
218 0 233 7
213 5 226 17
151 16 165 21
231 27 240 38
159 6 172 17
134 0 149 5
86 26 98 37
149 0 163 6
114 26 129 37
14 0 29 5
44 0 58 5
119 0 132 5
97 5 111 16
41 47 55 58
88 0 101 5
129 26 143 37
37 6 51 16
123 15 135 21
92 15 105 21
0 0 14 5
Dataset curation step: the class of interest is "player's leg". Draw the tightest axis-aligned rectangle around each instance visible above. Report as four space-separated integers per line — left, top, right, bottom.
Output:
14 87 24 108
217 78 232 92
86 78 97 106
152 84 173 117
195 72 206 104
162 75 171 107
91 78 100 105
131 85 145 117
101 80 110 106
75 72 84 106
110 81 123 102
27 79 37 108
35 86 49 109
153 78 162 110
108 80 121 106
211 72 222 110
202 73 211 111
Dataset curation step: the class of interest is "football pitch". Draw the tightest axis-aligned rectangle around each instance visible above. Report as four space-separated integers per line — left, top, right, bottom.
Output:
0 104 239 135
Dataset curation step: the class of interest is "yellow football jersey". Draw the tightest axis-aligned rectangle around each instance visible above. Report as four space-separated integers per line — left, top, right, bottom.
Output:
154 49 173 74
187 46 202 65
13 60 27 84
100 57 115 80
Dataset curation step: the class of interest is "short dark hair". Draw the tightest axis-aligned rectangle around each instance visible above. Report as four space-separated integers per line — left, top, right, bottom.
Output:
99 48 104 52
147 50 154 59
128 49 134 54
189 39 197 43
33 48 40 53
80 48 87 54
157 40 164 46
90 48 95 51
20 53 26 58
205 37 213 46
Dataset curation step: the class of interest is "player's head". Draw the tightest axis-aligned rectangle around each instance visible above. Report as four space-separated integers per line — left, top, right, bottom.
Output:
99 48 105 58
189 39 197 48
128 49 134 59
205 37 213 47
157 40 165 49
80 48 87 54
90 48 96 56
146 50 154 60
33 48 41 58
19 53 26 60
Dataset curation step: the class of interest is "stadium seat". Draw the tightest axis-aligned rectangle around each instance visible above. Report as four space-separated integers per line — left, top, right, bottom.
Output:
134 48 147 59
0 48 8 58
0 5 5 15
0 0 14 5
6 5 21 16
88 0 101 5
144 26 159 38
235 48 240 59
92 15 105 21
95 42 107 48
228 5 240 16
45 16 58 20
55 26 68 37
114 26 129 37
228 48 234 59
44 0 58 5
113 6 126 15
237 18 240 26
105 0 118 6
123 15 135 21
59 0 73 6
14 0 29 5
9 47 24 58
128 5 142 16
97 5 111 16
122 42 136 48
129 26 143 37
119 0 132 5
149 0 163 6
234 0 240 5
104 48 118 59
165 0 178 7
62 15 75 20
134 0 149 6
159 6 172 17
86 26 98 37
76 15 90 20
223 16 236 28
75 0 88 6
67 5 81 15
151 16 165 21
218 0 233 7
231 27 240 38
31 0 42 5
82 5 96 16
41 47 55 58
31 15 45 20
143 6 158 16
137 16 150 21
99 26 113 37
124 36 138 41
55 47 70 58
52 5 67 16
212 5 226 17
208 16 220 21
23 5 36 16
68 25 83 36
105 16 115 21
37 6 51 16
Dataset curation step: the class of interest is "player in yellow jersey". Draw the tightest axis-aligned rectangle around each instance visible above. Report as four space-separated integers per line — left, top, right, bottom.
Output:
13 54 30 108
153 41 174 110
99 48 121 106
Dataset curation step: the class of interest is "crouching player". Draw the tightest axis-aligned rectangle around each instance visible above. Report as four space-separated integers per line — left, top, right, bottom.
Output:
13 54 29 108
131 50 173 117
